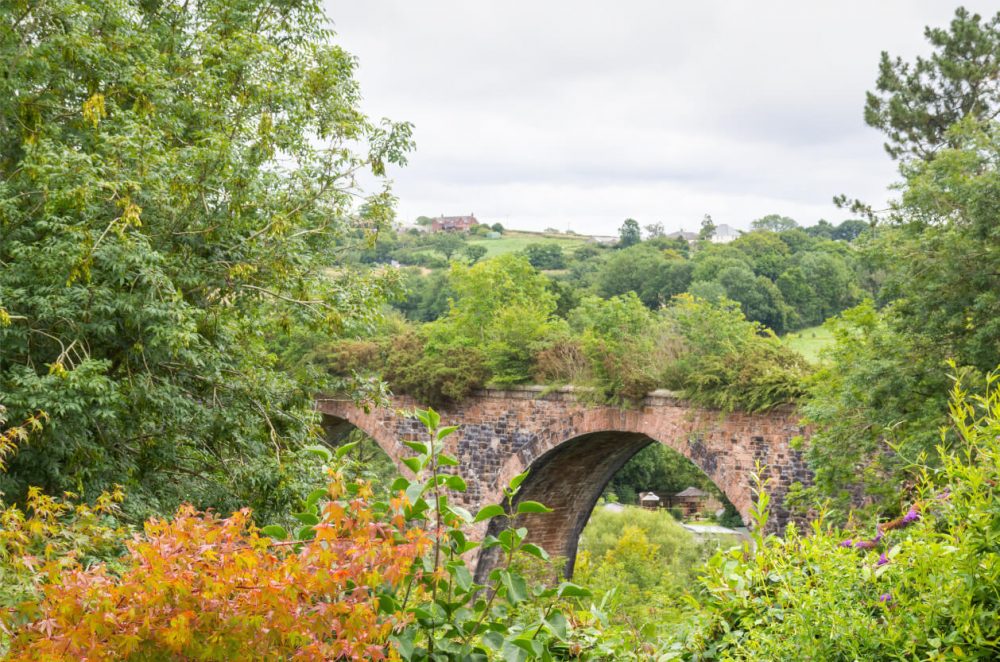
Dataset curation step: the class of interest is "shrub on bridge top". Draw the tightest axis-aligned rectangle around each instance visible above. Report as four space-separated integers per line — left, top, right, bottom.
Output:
7 409 615 660
663 295 809 412
683 372 1000 658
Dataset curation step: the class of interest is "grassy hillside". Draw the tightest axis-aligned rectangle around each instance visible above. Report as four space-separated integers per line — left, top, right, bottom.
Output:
782 324 835 363
467 230 594 258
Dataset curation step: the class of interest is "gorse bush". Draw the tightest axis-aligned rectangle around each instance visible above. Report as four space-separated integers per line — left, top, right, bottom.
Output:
663 295 809 412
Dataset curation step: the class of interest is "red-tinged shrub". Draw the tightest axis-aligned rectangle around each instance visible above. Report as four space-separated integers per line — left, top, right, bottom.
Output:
7 474 432 661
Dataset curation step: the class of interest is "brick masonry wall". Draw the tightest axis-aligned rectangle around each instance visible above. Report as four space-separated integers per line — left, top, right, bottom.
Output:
315 386 812 578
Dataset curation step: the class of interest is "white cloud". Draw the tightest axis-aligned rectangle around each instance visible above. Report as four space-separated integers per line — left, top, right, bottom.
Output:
326 0 998 234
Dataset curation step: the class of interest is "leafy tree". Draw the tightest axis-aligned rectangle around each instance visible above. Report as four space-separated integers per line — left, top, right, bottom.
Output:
699 214 717 241
662 296 808 412
690 244 754 282
0 0 409 519
832 219 870 242
569 294 678 404
864 7 1000 160
751 214 799 232
804 219 836 239
427 232 465 261
595 244 692 309
462 243 488 264
491 222 505 233
522 243 567 270
416 215 434 226
393 270 453 322
731 231 791 280
424 255 564 386
715 266 789 334
644 222 666 239
617 218 642 248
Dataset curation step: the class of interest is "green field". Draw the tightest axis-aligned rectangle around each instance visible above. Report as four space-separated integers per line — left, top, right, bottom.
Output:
782 324 835 363
466 230 594 258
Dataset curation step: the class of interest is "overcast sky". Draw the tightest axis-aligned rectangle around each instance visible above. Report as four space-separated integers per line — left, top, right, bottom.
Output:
326 1 997 235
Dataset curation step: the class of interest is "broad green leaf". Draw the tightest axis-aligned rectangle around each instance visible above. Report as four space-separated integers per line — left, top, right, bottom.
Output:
438 453 460 467
557 582 591 598
516 500 552 515
303 444 332 462
334 440 359 459
436 424 459 440
545 610 568 640
304 488 327 510
402 440 427 454
508 470 530 492
474 504 505 523
520 543 549 561
445 475 467 491
450 563 474 591
260 525 287 540
293 512 320 526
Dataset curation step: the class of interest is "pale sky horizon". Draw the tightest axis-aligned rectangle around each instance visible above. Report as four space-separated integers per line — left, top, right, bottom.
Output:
326 2 998 235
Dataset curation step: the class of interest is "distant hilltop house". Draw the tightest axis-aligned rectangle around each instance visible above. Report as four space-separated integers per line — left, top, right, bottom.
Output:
588 235 618 245
664 230 699 242
712 223 740 243
664 224 742 244
431 214 478 233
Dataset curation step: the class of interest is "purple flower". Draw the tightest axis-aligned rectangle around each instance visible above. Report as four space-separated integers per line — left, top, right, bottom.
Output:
902 507 920 524
873 530 884 543
878 592 893 604
839 539 853 548
876 553 889 566
854 539 877 550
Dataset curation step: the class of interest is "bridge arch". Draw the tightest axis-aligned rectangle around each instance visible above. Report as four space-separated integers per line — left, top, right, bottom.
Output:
316 387 811 580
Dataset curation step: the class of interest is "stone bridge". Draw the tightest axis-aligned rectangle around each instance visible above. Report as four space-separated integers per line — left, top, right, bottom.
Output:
316 386 811 579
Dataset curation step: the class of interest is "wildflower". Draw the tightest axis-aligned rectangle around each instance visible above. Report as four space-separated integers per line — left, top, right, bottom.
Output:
901 507 920 524
878 592 893 604
839 539 853 548
876 553 889 566
853 539 876 550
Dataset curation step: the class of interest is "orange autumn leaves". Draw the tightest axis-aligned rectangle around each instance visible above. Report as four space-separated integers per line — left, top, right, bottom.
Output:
7 475 432 661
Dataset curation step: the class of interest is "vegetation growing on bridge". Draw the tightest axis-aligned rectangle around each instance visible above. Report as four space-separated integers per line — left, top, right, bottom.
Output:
325 267 809 411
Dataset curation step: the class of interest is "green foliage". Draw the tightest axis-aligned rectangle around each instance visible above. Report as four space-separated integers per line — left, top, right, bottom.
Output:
618 218 642 248
595 244 693 309
800 119 1000 514
576 505 733 641
428 232 466 261
688 374 1000 658
463 243 488 264
798 302 957 517
522 243 567 270
750 214 798 232
0 0 408 520
442 255 565 385
383 330 489 404
864 7 1000 161
663 295 809 412
570 294 679 405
